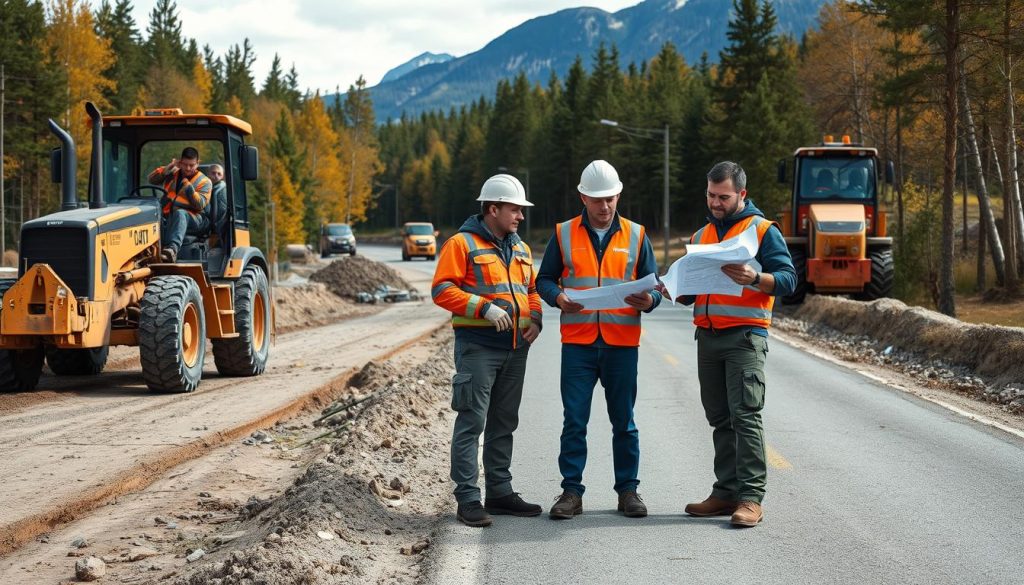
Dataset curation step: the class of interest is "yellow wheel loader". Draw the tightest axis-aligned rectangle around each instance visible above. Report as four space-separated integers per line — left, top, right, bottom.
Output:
0 103 272 393
776 135 896 304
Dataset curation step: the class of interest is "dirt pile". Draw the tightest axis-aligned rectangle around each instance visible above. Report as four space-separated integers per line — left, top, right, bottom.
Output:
776 296 1024 413
171 330 456 585
272 283 380 333
309 257 416 299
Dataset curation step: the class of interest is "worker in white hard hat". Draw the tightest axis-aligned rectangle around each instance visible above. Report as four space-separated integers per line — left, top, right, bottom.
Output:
431 173 544 527
536 159 662 520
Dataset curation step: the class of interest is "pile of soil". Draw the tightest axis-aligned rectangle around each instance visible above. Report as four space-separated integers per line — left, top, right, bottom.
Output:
309 257 417 299
272 283 380 333
776 296 1024 413
171 330 456 585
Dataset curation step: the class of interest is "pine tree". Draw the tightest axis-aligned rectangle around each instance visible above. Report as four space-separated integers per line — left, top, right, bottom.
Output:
223 39 257 113
94 0 144 114
261 54 287 102
145 0 189 74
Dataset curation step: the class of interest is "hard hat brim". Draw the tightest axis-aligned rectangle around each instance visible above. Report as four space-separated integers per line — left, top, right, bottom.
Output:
577 181 622 198
476 196 534 207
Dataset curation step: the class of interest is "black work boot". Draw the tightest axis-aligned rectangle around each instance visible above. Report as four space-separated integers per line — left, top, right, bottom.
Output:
456 501 492 527
617 491 648 518
549 491 583 520
160 247 177 263
485 492 542 517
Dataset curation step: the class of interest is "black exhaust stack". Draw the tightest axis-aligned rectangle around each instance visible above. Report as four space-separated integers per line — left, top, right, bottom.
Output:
85 102 106 209
47 119 79 211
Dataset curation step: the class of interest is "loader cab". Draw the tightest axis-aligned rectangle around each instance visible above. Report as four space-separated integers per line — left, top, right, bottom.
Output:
100 109 259 277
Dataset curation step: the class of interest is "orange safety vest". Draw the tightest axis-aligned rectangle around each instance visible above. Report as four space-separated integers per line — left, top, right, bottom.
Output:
431 231 541 349
159 168 211 217
556 215 645 347
692 215 776 330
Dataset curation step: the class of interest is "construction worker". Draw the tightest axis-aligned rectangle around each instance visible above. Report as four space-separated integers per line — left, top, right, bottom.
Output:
206 163 228 242
679 161 796 527
148 146 211 263
537 160 662 520
431 174 544 527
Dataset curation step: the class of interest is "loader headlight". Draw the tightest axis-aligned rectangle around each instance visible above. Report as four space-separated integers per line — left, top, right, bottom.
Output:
56 286 67 298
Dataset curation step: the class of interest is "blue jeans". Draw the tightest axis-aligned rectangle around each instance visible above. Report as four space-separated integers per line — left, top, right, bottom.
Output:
163 209 210 252
558 343 640 496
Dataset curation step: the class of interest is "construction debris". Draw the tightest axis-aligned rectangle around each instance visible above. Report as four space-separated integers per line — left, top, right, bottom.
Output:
310 255 417 299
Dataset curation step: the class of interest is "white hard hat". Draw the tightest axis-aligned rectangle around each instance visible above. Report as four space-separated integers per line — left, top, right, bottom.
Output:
477 174 534 207
578 160 622 198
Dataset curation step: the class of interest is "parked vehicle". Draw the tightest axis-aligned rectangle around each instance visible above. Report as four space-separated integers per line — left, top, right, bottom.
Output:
320 223 357 258
401 222 437 261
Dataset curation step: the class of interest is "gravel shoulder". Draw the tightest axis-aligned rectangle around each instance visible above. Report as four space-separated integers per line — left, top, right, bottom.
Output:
774 295 1024 435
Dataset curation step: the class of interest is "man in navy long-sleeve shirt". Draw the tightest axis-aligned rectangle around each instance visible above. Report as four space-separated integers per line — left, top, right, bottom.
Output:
536 159 662 520
681 161 795 528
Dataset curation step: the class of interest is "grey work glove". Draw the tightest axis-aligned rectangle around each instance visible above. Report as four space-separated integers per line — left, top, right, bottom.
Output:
484 304 513 332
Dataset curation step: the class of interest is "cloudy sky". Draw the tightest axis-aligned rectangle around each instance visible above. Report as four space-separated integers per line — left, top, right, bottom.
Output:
125 0 643 93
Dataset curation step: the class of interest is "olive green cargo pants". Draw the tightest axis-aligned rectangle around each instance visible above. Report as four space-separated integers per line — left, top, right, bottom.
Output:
695 326 768 504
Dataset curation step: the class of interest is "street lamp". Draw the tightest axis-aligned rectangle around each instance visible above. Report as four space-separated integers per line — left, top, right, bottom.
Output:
497 166 531 244
600 118 671 268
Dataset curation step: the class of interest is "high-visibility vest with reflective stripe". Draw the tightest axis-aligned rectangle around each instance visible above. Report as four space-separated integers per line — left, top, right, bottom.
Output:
431 231 540 349
692 215 776 330
556 215 644 347
160 169 211 217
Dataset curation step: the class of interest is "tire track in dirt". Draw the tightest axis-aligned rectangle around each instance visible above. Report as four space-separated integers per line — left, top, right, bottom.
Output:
0 302 448 557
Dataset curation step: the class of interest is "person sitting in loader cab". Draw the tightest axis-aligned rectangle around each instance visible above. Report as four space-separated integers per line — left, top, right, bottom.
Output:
841 168 868 198
814 170 836 194
205 163 228 244
148 146 211 263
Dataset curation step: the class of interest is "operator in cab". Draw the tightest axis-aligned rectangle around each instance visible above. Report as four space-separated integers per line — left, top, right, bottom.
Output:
148 146 211 263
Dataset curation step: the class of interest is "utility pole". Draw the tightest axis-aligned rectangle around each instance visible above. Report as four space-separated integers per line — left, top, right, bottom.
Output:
663 123 670 268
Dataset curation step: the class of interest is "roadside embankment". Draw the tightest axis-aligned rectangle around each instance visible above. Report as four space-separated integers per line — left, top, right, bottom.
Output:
776 296 1024 413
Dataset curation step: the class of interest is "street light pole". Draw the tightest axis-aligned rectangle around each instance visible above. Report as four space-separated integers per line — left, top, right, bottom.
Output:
600 118 672 268
663 123 669 267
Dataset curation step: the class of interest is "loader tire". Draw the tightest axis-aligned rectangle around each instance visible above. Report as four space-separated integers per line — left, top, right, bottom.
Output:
781 247 808 305
212 265 270 377
856 247 894 301
139 276 206 393
45 346 108 376
0 279 44 392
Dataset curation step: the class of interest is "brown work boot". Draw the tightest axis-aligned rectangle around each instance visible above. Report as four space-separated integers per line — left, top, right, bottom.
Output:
617 491 648 518
548 491 583 520
160 247 177 263
684 495 739 517
730 501 763 527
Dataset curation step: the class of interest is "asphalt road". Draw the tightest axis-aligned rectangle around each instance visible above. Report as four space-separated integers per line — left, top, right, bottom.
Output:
361 244 1024 585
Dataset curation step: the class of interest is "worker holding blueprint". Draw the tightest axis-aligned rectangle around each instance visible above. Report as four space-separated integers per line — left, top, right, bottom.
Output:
667 161 795 529
536 160 662 520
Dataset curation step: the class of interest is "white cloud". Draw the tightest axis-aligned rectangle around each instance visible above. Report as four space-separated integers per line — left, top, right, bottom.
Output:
120 0 640 93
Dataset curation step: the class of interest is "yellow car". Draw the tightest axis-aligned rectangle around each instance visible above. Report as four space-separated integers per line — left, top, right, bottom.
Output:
401 222 437 261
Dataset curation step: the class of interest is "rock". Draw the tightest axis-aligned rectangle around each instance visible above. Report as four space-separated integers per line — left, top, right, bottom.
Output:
186 549 205 563
70 537 88 549
75 556 106 581
198 491 212 498
252 430 274 444
215 531 247 545
316 530 335 540
242 437 256 446
166 522 178 530
126 546 160 561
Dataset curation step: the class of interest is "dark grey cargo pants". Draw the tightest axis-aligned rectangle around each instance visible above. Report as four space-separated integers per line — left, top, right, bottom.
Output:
450 338 530 505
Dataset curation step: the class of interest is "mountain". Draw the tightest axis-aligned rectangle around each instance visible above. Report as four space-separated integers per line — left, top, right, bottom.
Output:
365 0 826 122
379 52 455 84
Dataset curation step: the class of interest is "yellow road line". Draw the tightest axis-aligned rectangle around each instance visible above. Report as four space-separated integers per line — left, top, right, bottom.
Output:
662 353 679 367
766 445 793 470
